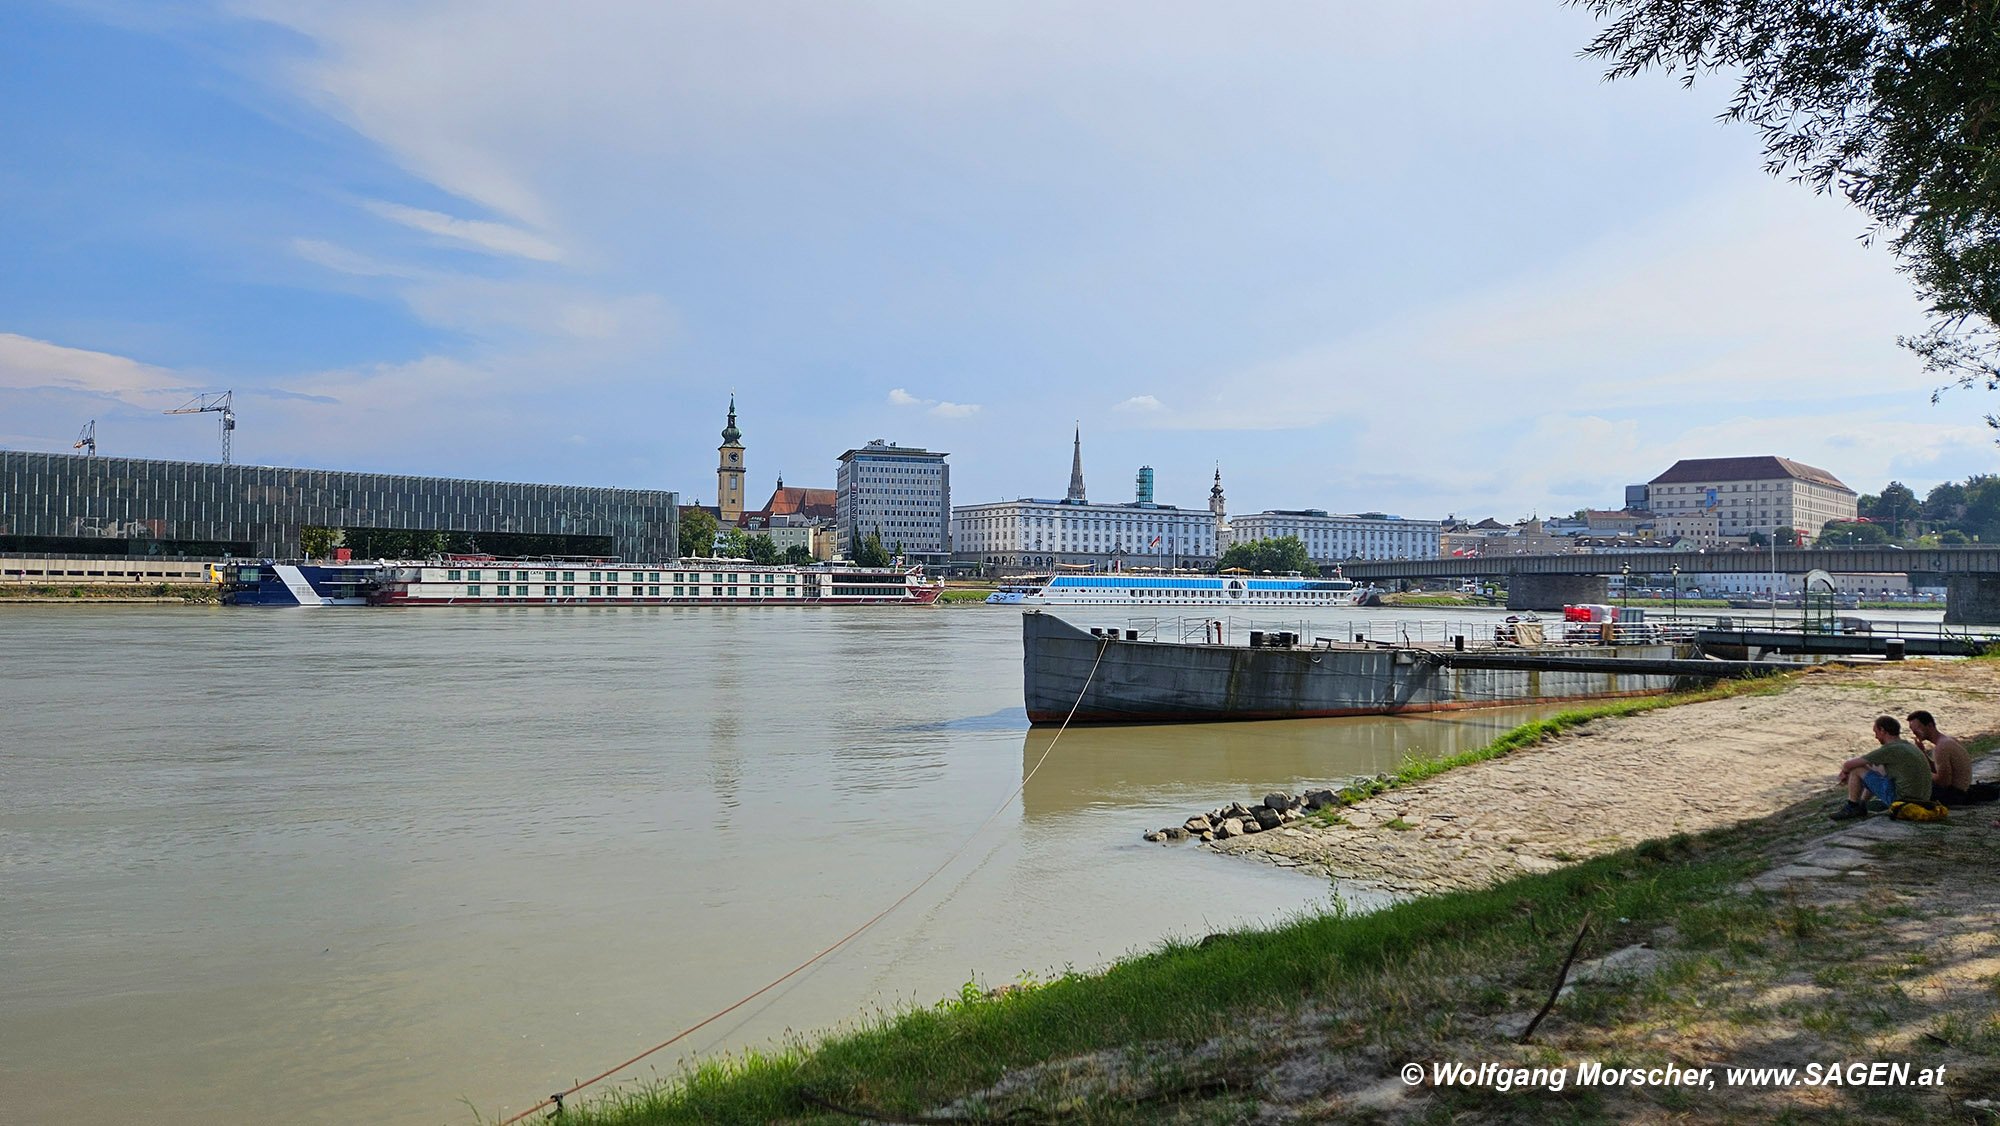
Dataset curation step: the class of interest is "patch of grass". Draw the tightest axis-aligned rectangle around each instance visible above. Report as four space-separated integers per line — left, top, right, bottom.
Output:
936 588 994 604
1384 817 1415 831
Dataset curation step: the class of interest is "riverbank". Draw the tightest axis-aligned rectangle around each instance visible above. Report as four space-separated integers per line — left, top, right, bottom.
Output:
1216 659 2000 894
541 659 2000 1124
0 582 217 603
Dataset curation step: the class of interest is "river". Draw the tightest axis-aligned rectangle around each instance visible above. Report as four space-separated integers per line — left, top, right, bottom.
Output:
0 600 1944 1123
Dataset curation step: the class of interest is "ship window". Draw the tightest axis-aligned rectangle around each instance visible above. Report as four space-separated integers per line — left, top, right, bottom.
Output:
712 586 723 596
650 585 660 596
729 586 739 596
589 585 601 595
563 585 575 596
673 586 684 596
564 571 576 582
545 586 557 596
447 569 460 580
516 570 530 581
546 571 559 582
606 585 619 596
466 584 480 595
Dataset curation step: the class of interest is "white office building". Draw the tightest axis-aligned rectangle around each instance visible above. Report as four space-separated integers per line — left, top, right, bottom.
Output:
835 440 950 562
952 496 1218 570
1229 510 1442 564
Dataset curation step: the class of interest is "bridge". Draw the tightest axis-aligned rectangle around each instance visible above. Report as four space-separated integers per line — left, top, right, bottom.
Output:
1337 547 2000 623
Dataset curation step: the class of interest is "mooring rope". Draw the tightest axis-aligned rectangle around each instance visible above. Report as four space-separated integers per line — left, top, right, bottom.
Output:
496 636 1111 1125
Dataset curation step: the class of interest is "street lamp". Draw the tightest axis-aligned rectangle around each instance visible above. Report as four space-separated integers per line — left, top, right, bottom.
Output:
1621 563 1630 616
1671 562 1680 620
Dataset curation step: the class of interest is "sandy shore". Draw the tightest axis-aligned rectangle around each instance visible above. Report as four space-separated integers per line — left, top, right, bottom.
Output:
1217 660 2000 894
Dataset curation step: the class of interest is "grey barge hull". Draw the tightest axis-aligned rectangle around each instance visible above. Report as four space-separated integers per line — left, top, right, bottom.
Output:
1022 612 1684 725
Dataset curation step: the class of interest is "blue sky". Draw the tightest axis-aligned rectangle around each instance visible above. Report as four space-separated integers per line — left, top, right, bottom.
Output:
3 1 1993 519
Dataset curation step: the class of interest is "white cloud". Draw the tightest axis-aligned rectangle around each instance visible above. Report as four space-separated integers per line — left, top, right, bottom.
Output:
0 333 187 402
1113 394 1164 413
364 200 563 261
887 387 980 418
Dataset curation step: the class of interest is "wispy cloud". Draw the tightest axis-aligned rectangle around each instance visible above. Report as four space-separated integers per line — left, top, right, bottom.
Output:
0 333 187 402
364 201 563 261
888 387 982 418
1113 394 1164 413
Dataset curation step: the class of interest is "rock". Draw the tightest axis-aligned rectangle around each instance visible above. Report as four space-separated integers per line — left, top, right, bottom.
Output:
1143 830 1165 842
1239 818 1263 834
1224 802 1252 820
1252 806 1283 830
1163 827 1189 841
1303 788 1338 809
1197 831 1215 842
1262 791 1293 812
1217 818 1243 838
1279 807 1303 823
1184 815 1213 834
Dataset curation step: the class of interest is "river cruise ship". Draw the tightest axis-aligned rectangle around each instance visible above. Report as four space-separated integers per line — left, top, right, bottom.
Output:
369 558 943 607
986 572 1369 608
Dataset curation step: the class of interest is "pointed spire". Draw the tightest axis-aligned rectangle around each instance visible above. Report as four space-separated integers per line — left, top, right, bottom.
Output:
721 392 742 445
1066 423 1087 504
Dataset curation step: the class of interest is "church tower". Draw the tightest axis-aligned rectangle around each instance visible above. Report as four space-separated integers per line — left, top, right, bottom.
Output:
1209 464 1231 555
717 394 746 525
1065 424 1087 504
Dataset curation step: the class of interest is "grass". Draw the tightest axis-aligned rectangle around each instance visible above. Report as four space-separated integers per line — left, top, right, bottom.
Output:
0 581 218 603
938 588 994 604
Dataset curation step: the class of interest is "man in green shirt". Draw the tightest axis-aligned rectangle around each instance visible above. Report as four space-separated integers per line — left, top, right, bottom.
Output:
1832 715 1933 821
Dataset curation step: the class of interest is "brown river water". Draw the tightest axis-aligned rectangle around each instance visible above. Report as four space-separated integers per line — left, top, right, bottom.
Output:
0 601 1943 1123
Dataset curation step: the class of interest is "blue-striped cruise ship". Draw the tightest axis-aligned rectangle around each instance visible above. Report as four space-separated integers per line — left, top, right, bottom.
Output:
986 573 1368 607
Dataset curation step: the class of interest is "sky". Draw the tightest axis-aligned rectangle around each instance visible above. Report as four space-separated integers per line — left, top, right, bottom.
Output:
3 0 1995 520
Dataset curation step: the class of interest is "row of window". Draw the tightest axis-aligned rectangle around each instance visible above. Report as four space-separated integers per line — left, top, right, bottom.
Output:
446 569 799 584
468 584 798 598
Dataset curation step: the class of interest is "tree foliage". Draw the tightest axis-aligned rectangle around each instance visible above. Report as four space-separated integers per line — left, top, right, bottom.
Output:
1217 536 1316 575
679 507 719 558
742 533 781 565
852 527 892 568
781 544 814 566
1856 472 2000 542
1577 1 2000 422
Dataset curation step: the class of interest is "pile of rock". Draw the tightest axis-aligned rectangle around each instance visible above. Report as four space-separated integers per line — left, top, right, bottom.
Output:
1143 789 1345 843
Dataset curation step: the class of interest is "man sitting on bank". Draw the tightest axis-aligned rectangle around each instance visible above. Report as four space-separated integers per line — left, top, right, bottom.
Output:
1832 715 1933 821
1910 709 1999 806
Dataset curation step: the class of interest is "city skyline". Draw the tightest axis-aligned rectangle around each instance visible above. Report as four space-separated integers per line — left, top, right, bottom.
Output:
2 3 1995 519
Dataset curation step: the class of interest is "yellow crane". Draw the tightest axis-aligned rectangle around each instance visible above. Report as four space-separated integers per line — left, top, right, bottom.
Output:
164 390 235 464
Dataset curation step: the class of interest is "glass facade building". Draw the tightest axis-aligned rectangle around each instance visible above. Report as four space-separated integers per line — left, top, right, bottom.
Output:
0 451 679 560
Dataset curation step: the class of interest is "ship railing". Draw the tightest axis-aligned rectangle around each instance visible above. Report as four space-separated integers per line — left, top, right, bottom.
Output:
1142 615 1707 650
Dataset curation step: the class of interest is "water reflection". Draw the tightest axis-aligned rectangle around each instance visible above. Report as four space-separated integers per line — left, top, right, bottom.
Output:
1019 706 1570 818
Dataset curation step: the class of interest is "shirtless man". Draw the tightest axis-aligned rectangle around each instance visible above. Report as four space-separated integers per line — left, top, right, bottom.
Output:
1833 716 1932 821
1910 710 1985 806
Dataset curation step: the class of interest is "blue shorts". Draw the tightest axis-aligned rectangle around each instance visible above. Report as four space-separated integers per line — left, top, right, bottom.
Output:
1861 771 1897 803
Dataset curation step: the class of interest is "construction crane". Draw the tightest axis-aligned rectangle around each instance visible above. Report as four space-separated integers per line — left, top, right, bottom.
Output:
164 390 235 465
74 419 97 457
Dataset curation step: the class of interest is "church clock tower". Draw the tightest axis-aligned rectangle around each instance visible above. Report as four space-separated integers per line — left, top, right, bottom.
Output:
717 394 746 525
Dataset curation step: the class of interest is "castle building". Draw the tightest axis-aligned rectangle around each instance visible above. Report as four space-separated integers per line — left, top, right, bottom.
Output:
1645 456 1857 542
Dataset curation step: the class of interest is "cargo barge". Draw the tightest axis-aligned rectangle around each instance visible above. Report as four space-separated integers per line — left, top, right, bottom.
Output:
1021 611 1687 725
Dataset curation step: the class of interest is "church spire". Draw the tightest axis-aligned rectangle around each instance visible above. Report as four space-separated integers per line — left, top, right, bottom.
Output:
721 392 742 445
1066 423 1087 504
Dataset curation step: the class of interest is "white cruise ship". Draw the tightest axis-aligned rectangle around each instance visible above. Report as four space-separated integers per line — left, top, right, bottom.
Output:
370 557 942 606
986 572 1368 608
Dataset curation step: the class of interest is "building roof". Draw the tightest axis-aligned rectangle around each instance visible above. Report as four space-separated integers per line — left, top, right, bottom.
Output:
1649 456 1852 493
740 485 836 526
